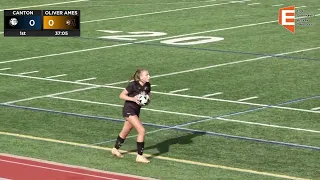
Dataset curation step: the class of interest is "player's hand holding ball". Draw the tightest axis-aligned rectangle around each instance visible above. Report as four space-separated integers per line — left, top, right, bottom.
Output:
132 95 140 105
137 92 150 106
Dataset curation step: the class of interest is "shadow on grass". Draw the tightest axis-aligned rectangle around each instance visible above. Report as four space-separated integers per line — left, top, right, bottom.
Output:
122 132 205 159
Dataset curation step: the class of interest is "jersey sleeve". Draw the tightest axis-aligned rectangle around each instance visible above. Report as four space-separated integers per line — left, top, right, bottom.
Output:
125 81 134 94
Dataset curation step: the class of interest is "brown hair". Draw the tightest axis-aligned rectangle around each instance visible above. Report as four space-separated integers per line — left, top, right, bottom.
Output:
130 68 147 81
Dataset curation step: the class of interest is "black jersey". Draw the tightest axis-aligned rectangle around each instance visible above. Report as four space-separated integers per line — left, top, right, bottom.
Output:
122 81 151 117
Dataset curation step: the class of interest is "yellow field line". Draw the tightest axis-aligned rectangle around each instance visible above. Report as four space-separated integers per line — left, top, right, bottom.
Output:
0 131 311 180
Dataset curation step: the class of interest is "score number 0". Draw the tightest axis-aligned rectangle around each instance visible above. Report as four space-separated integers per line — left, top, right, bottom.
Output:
48 20 54 26
29 20 36 26
28 20 54 26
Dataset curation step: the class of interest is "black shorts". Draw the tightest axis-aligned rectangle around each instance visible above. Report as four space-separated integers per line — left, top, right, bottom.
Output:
122 106 141 118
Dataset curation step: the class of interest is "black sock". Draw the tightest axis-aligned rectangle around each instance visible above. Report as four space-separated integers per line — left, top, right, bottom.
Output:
137 142 145 155
114 136 125 149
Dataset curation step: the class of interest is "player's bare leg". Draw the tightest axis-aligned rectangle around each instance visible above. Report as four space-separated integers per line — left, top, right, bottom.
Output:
112 121 133 158
126 115 150 163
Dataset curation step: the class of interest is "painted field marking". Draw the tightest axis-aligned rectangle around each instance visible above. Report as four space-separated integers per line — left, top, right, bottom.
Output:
4 86 98 104
2 13 319 65
45 74 67 79
55 0 221 7
107 46 320 85
75 77 96 82
311 107 320 111
231 0 251 3
81 1 243 24
18 71 39 75
153 91 319 113
49 96 208 118
0 32 4 35
151 85 158 87
48 96 320 133
1 72 319 114
0 0 89 12
237 96 258 102
0 68 11 71
296 6 307 9
2 101 319 151
217 117 320 133
202 92 223 97
169 88 189 94
0 132 312 180
99 112 320 145
248 3 260 6
272 4 284 7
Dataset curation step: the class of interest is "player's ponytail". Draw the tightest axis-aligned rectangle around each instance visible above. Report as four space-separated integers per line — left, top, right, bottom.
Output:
129 68 147 81
130 69 140 81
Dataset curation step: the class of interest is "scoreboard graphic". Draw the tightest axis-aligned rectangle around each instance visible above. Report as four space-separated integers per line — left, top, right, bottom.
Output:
3 10 80 37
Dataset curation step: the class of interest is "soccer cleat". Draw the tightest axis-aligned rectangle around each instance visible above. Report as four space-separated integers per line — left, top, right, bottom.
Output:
111 148 123 158
136 155 150 163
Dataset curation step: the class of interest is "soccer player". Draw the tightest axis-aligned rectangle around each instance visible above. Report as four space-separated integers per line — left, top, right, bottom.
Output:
112 69 151 163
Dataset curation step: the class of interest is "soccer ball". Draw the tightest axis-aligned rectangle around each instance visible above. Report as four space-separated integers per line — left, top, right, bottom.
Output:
9 18 18 27
138 92 149 106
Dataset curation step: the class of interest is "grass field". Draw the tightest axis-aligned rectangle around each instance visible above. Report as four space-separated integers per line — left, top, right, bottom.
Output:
0 0 319 179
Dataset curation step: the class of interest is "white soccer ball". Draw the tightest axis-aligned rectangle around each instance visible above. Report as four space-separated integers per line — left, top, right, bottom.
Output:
9 18 18 27
138 92 149 106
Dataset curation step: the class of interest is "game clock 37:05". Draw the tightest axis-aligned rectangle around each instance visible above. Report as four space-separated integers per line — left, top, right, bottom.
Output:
55 31 69 36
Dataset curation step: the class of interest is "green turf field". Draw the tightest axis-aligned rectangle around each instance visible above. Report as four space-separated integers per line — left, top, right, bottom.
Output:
0 0 319 179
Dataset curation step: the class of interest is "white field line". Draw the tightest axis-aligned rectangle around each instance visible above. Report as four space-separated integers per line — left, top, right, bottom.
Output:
216 117 320 133
49 96 208 118
0 43 137 64
107 46 320 85
75 77 96 82
18 71 38 75
95 113 320 145
2 13 319 65
0 68 11 71
0 159 120 180
272 4 284 7
151 85 158 87
169 88 189 94
81 1 241 24
231 0 251 3
295 6 307 9
49 96 320 134
96 30 121 33
248 3 260 6
237 96 258 102
4 86 98 104
50 0 219 7
311 107 320 111
0 32 3 34
1 72 320 114
45 74 67 79
151 91 320 114
0 0 89 11
202 92 223 97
